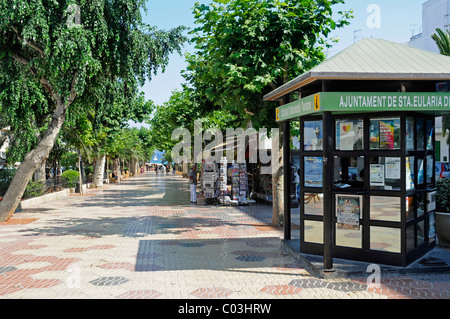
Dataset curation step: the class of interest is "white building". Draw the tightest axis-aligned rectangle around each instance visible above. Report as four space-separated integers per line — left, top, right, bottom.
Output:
408 0 450 162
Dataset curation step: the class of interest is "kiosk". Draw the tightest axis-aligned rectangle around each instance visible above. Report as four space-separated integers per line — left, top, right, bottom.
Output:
264 39 450 268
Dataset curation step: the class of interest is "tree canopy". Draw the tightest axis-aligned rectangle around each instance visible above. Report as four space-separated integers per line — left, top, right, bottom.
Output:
0 0 187 221
184 0 352 129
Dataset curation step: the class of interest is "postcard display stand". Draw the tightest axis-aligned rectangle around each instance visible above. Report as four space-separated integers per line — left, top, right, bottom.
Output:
203 162 218 201
229 163 249 205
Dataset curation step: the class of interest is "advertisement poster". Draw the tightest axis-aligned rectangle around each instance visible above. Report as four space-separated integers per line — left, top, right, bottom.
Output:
385 157 401 180
336 195 361 230
304 121 322 151
406 157 415 190
379 120 395 150
369 120 380 149
304 157 323 187
339 121 355 151
406 117 415 150
370 164 384 186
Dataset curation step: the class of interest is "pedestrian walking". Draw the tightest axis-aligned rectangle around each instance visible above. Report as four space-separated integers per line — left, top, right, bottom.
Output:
188 164 197 203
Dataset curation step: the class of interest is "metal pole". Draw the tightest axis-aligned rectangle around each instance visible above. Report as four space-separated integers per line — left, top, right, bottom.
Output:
322 111 334 270
283 120 291 240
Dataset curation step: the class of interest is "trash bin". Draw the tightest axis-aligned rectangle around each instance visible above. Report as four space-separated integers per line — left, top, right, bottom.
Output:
75 181 81 193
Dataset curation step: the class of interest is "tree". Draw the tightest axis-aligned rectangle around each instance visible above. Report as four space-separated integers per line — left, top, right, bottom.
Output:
187 0 352 129
432 28 450 56
0 1 186 221
432 28 450 146
186 0 352 225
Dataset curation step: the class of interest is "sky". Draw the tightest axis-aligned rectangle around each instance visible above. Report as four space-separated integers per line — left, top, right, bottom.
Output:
138 0 427 109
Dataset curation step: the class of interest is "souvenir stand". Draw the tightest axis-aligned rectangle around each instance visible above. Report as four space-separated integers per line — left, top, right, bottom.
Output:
202 157 253 206
263 38 450 269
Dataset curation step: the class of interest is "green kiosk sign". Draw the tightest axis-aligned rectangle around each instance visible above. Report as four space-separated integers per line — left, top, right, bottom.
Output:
276 92 450 122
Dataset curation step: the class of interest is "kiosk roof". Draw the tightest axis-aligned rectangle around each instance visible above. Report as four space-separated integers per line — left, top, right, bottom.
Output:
264 38 450 102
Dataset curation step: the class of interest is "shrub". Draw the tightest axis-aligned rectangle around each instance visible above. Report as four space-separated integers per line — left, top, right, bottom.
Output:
61 169 80 188
23 180 45 199
436 178 450 213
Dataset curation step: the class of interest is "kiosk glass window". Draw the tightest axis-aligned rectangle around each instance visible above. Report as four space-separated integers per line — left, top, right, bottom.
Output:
370 118 400 150
406 156 415 190
370 226 401 253
336 226 363 249
304 157 323 187
370 196 401 222
304 120 323 151
304 193 323 216
426 119 434 150
418 157 425 185
426 155 434 184
406 117 415 151
406 196 415 221
334 156 364 188
417 118 425 150
335 119 363 151
370 157 401 190
304 220 323 244
407 225 415 252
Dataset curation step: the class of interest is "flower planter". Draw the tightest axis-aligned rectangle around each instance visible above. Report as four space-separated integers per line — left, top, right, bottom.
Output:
436 212 450 247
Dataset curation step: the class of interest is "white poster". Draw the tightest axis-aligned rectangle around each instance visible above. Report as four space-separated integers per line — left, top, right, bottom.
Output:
339 122 355 151
370 164 385 186
385 157 401 180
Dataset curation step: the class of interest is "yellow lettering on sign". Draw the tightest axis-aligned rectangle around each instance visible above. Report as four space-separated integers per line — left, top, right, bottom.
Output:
276 108 280 121
314 94 320 110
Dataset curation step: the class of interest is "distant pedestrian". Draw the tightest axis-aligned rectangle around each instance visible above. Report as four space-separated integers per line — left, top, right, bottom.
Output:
188 164 197 203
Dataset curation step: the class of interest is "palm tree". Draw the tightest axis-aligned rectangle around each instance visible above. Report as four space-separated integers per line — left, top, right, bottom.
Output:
432 28 450 147
432 28 450 56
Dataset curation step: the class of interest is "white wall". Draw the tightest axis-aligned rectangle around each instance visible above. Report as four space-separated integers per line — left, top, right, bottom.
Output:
408 0 450 53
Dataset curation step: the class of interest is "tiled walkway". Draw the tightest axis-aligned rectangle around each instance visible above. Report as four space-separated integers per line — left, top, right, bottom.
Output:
0 172 449 299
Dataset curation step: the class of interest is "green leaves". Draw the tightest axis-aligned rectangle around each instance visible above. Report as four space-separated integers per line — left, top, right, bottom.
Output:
186 0 352 129
432 28 450 56
0 0 187 166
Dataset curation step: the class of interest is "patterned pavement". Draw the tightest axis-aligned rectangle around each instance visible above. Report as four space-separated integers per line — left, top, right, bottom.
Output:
0 172 449 300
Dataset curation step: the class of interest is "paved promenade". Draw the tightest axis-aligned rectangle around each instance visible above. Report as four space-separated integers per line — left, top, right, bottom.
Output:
0 172 449 300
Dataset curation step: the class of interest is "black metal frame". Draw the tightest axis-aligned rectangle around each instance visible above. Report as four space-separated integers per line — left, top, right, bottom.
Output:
290 111 437 267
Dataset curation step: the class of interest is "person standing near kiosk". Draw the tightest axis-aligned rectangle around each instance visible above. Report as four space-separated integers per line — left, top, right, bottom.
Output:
189 164 197 203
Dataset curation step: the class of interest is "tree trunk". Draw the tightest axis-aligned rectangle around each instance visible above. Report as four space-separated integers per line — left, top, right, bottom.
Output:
93 154 106 187
0 100 70 222
33 162 46 184
131 157 138 175
272 139 284 226
272 94 288 227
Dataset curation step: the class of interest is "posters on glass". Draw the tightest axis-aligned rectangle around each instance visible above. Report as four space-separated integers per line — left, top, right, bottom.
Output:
336 120 363 151
379 120 397 150
426 120 434 150
385 157 401 180
304 121 322 151
406 157 415 190
370 118 400 150
417 118 424 150
304 157 322 187
426 155 434 184
406 117 415 150
370 120 379 149
418 158 424 184
370 164 384 187
429 213 436 243
336 194 361 230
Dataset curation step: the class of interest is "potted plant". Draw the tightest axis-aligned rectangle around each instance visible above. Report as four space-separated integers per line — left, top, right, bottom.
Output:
436 178 450 247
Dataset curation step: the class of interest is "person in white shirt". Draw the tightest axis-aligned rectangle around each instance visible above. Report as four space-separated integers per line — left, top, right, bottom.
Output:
188 164 197 203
